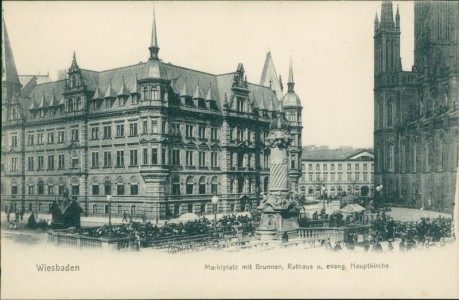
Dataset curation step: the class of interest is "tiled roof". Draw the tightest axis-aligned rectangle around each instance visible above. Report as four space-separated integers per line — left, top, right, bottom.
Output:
193 85 204 99
104 80 117 98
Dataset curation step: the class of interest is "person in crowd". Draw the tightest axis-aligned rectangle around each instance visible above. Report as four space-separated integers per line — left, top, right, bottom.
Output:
122 212 127 222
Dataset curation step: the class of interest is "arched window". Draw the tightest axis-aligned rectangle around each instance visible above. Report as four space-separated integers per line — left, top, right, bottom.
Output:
104 177 112 195
116 177 125 195
237 177 244 194
199 176 206 194
92 177 100 195
211 176 218 194
186 176 194 195
38 180 45 195
171 176 181 195
68 98 74 112
387 100 393 127
229 179 234 194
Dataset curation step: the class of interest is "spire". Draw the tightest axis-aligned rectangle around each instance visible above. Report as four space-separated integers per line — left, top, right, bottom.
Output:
374 12 379 31
70 51 80 72
380 0 394 28
259 51 282 98
49 90 60 106
395 4 400 28
287 59 295 93
149 4 160 61
193 85 203 99
205 86 212 101
2 11 20 84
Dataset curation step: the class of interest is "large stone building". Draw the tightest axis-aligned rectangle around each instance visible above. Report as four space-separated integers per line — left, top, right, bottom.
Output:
374 0 458 211
300 146 374 199
1 9 303 219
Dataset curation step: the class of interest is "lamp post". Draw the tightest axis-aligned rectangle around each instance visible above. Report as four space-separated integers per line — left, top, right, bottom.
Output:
211 194 219 238
106 194 112 227
376 184 383 209
321 185 326 210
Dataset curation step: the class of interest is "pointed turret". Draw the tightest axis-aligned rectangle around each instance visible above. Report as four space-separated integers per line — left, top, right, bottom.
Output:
374 12 379 31
259 51 282 98
149 5 160 60
38 92 48 109
104 79 117 98
205 87 212 102
131 74 139 95
70 51 80 72
287 59 294 92
2 11 22 108
395 5 400 28
92 85 104 100
49 90 60 107
118 77 130 96
180 83 189 97
193 85 204 99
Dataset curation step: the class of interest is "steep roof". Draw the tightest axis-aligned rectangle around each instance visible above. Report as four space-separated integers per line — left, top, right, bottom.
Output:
2 15 20 84
259 52 283 99
19 74 51 86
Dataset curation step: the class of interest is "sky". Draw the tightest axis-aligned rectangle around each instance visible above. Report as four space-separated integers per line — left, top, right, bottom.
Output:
3 1 415 149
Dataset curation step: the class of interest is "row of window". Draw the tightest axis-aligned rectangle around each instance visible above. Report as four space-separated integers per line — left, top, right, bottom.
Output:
27 155 67 171
305 173 374 182
305 162 374 172
25 129 78 146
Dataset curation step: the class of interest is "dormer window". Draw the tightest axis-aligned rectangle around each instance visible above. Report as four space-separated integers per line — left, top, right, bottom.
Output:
132 95 138 105
237 97 244 112
185 97 194 106
93 100 101 110
119 97 126 106
106 99 113 108
40 109 45 118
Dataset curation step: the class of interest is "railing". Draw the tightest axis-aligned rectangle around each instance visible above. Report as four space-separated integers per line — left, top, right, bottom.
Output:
298 227 344 240
48 230 130 250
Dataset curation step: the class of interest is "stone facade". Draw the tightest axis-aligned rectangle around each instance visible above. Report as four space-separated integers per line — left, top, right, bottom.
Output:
374 0 458 211
1 9 303 220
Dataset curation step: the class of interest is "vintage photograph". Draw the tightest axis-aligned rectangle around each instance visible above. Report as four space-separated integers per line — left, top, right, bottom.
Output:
1 1 458 299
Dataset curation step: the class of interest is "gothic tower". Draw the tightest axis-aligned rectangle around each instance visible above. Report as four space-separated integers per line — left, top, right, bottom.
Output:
373 0 401 196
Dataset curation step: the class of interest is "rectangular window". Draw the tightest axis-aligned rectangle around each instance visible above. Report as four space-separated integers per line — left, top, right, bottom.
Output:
116 151 124 167
230 127 234 140
104 151 111 168
48 155 55 170
72 185 80 195
323 164 327 171
363 163 368 171
129 123 138 136
28 157 34 171
171 123 181 136
58 131 65 143
152 148 158 165
371 163 374 171
117 184 125 196
308 174 313 182
37 133 44 145
211 128 218 140
323 174 328 181
103 125 112 139
47 132 54 144
93 100 101 110
199 151 206 167
37 156 44 170
162 121 167 134
72 158 79 169
198 126 206 139
28 185 34 195
91 127 99 140
151 120 158 134
347 164 351 171
91 152 99 168
27 134 34 146
331 164 335 171
316 174 320 182
355 164 360 171
211 152 218 167
142 120 148 134
338 173 343 181
142 148 148 165
130 184 139 195
48 186 54 195
172 149 180 165
129 149 138 166
308 164 312 171
92 184 99 195
11 135 18 147
363 173 368 181
186 125 194 138
116 124 124 137
347 173 352 181
338 164 342 171
132 95 138 105
331 174 335 181
355 173 360 181
186 150 194 166
71 128 79 142
316 164 320 171
291 155 296 169
106 98 113 108
58 154 65 169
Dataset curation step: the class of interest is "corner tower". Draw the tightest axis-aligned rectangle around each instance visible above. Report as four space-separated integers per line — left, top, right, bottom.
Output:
282 60 303 194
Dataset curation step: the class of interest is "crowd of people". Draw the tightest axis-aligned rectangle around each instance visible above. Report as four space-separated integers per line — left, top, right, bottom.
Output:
72 212 259 248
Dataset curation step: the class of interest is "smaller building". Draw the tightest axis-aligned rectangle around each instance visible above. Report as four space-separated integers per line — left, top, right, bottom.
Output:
300 146 374 199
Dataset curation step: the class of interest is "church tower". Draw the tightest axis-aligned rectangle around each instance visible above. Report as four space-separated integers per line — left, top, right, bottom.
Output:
2 12 23 125
282 60 303 194
373 0 400 194
259 51 283 99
